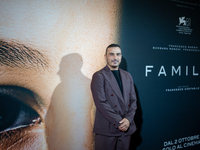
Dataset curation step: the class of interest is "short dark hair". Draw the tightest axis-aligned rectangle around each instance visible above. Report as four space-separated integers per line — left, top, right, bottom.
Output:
105 44 120 54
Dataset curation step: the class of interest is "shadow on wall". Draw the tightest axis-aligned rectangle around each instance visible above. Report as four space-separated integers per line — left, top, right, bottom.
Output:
45 53 94 150
120 56 143 150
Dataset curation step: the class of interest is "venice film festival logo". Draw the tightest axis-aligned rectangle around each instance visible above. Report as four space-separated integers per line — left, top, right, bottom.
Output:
176 16 193 35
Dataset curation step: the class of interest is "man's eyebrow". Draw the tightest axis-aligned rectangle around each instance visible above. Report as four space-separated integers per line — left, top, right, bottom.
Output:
0 40 49 69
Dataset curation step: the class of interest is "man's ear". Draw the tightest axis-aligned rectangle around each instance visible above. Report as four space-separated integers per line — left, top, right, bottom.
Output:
104 54 107 60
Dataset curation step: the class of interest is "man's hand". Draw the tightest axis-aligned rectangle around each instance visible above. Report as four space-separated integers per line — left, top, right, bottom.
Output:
118 118 130 132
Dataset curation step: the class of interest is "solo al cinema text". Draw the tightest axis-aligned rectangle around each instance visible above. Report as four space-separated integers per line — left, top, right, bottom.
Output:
162 135 200 150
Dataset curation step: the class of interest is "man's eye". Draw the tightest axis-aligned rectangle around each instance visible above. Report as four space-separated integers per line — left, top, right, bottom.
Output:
0 86 41 133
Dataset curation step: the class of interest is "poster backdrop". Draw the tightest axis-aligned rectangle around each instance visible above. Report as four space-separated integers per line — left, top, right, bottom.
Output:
120 0 200 150
0 0 200 150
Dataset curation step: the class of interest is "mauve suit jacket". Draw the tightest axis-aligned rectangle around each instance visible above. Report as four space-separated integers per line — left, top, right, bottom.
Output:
91 65 137 136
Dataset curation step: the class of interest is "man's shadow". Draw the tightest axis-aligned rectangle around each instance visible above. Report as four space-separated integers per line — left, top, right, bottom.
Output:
45 53 94 150
120 56 143 150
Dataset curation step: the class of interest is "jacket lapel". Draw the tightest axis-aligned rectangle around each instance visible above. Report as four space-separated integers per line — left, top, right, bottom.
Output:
102 66 124 103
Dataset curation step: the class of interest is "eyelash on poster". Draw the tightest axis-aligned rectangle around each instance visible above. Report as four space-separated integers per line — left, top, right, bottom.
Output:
0 86 42 133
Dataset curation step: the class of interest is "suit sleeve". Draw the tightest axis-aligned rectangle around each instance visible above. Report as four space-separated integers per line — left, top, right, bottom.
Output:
125 73 137 123
91 72 122 128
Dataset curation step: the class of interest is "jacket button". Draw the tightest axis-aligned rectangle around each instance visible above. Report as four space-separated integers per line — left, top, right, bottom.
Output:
114 124 116 126
129 93 131 95
111 94 113 96
115 105 117 107
128 104 130 107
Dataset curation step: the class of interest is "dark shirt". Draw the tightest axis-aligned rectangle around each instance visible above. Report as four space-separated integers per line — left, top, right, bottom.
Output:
111 70 123 97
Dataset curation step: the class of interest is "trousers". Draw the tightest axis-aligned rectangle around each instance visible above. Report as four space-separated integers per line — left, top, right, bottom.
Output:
95 133 131 150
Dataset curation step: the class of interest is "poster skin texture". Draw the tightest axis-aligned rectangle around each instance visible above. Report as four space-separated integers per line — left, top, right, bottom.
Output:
0 0 122 149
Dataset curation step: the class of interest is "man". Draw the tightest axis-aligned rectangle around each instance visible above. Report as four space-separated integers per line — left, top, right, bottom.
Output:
91 44 137 150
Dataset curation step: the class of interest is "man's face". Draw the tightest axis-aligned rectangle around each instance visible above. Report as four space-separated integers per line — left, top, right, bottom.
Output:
105 47 122 70
0 0 121 149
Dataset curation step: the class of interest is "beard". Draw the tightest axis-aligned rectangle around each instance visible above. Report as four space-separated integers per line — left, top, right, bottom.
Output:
109 65 118 68
107 60 120 69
